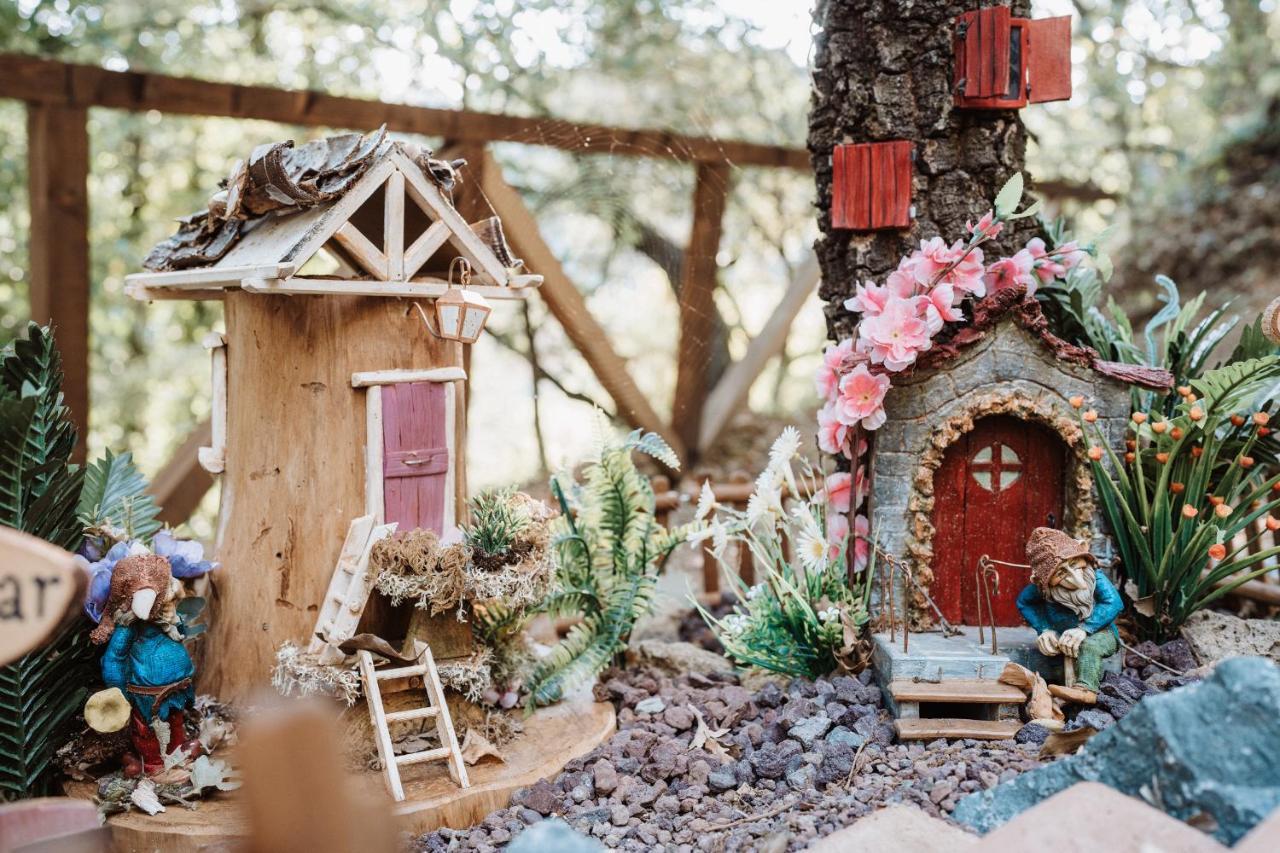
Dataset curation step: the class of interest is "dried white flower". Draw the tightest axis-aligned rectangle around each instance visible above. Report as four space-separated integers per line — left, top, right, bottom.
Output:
695 480 717 521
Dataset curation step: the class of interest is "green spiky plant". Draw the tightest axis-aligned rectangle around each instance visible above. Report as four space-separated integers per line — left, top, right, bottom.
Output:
1081 355 1280 642
0 323 159 800
522 429 698 709
464 486 530 566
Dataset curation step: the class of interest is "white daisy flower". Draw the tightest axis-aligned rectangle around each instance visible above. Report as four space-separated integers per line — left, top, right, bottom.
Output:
770 426 802 467
710 522 730 559
695 480 717 521
746 584 764 600
797 526 828 574
686 526 715 548
746 491 781 530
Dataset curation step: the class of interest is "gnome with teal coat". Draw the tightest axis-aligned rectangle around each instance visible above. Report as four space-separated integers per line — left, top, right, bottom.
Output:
89 552 200 775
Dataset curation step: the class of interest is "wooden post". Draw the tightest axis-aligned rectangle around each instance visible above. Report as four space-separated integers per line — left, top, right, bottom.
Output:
672 163 730 460
27 103 90 462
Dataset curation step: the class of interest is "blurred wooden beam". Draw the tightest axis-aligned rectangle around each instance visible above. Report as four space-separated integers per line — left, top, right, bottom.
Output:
478 152 684 460
1035 179 1118 203
0 53 808 170
698 253 819 453
27 103 90 463
672 162 731 459
150 419 215 526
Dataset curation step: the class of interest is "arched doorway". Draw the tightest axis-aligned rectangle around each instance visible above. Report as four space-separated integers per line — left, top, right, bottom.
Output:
930 415 1068 626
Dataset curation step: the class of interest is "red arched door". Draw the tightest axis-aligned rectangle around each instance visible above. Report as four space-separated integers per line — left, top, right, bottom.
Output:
930 415 1067 626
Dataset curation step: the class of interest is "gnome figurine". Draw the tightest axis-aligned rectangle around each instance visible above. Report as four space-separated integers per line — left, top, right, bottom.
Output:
1016 528 1122 704
90 554 199 775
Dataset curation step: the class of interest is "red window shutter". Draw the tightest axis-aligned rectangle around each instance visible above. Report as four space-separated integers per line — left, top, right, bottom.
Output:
381 381 449 534
1028 15 1072 103
956 6 1011 99
832 141 912 231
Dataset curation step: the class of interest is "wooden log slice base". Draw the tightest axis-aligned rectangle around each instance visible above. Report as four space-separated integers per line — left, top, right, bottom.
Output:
66 697 616 852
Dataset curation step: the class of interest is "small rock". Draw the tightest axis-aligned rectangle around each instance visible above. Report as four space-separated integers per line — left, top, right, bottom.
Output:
636 696 666 715
609 804 630 827
707 768 737 792
593 759 618 796
929 781 955 805
1066 708 1115 732
663 705 696 731
515 779 561 816
1014 723 1051 746
826 725 866 748
789 715 833 748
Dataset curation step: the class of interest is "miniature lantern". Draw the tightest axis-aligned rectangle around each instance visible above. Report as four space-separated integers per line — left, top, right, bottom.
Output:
831 140 914 231
429 258 492 344
953 6 1072 109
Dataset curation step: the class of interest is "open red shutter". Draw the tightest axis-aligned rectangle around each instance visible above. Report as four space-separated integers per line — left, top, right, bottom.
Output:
1028 16 1072 103
832 141 913 231
381 381 448 533
956 6 1011 99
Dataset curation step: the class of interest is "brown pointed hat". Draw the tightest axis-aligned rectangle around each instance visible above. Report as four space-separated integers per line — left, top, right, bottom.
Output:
1025 527 1096 590
89 554 173 644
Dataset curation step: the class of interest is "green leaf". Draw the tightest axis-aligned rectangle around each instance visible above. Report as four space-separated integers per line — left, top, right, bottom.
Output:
993 172 1024 217
78 449 161 542
1007 197 1043 220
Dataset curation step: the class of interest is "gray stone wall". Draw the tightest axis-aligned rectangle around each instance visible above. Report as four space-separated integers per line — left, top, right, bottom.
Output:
871 319 1131 621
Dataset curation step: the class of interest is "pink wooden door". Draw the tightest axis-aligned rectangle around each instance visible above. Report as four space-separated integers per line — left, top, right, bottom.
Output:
931 416 1066 626
381 381 449 534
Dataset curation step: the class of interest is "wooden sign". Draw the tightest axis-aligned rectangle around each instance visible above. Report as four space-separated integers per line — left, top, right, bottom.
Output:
954 8 1072 110
831 141 914 231
0 527 84 667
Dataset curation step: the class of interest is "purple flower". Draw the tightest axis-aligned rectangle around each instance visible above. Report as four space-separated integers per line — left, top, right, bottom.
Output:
82 540 136 623
153 531 219 579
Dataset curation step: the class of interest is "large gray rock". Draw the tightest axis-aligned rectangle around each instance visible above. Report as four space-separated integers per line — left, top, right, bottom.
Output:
627 640 736 677
952 657 1280 845
1181 610 1280 665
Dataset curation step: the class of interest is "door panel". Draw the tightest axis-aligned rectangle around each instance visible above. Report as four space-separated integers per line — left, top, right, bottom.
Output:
931 416 1066 626
381 381 449 533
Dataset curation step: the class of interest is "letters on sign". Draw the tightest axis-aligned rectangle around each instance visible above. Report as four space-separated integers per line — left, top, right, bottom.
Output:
831 141 914 231
0 527 84 667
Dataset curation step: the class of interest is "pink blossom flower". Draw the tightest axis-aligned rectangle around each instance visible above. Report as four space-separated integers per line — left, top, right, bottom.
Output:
917 283 965 335
940 243 986 297
825 472 852 514
967 210 1004 240
826 511 850 562
912 237 954 286
1057 240 1086 271
985 248 1036 295
843 270 915 317
912 237 985 297
817 401 850 456
814 338 853 402
837 364 891 430
1027 237 1069 285
856 295 932 372
852 513 871 571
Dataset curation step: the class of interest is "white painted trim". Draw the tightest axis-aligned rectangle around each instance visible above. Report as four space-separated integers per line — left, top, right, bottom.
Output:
125 263 295 291
199 334 229 475
365 385 385 523
239 277 533 300
351 367 467 388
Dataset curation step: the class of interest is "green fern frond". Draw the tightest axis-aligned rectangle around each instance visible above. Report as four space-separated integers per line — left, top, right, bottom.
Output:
78 449 161 543
1190 356 1280 414
622 429 680 471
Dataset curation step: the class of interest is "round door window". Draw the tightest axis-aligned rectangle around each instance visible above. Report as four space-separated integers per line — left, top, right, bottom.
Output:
971 443 1022 493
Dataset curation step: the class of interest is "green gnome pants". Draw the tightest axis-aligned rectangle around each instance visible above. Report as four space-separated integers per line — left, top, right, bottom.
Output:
1071 630 1119 691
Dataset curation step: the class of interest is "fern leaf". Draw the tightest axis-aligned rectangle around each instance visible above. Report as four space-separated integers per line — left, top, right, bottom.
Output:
1191 356 1280 415
623 429 680 471
78 449 161 542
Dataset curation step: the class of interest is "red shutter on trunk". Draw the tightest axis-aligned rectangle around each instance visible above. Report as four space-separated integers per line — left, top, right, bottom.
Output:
1028 16 1073 103
831 141 913 231
381 381 449 534
956 6 1011 98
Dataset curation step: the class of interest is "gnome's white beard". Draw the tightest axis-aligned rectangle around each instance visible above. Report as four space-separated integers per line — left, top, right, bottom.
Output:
1045 568 1097 619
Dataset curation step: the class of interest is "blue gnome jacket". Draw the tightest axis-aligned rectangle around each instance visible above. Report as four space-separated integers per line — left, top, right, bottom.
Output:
101 621 196 721
1016 572 1123 638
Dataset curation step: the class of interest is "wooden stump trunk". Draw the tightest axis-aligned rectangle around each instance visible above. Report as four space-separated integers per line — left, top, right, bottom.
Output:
200 292 466 703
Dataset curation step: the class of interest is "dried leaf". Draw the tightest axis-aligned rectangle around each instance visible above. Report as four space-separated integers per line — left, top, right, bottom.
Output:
1123 580 1157 617
689 705 732 763
130 779 166 815
999 661 1062 722
460 729 505 766
189 755 241 793
1039 726 1097 758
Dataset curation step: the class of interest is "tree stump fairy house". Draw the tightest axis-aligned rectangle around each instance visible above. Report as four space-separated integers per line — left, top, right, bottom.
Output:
126 127 541 703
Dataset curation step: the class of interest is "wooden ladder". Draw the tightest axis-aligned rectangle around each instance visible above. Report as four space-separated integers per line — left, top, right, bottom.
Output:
308 516 397 665
358 644 469 802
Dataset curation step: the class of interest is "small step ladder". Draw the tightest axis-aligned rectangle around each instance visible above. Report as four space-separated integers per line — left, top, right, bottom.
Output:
888 679 1025 742
358 644 469 802
308 516 397 665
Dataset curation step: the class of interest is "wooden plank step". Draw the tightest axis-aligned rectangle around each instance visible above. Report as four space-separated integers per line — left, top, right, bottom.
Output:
395 747 451 766
889 679 1026 704
384 706 439 724
376 663 428 680
895 718 1020 741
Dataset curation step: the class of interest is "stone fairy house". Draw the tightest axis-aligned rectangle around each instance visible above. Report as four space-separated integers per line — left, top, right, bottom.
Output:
125 127 540 702
869 287 1172 629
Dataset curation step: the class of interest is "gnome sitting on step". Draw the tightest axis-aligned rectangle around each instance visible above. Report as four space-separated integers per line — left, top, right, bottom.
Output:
90 553 199 776
1016 527 1122 704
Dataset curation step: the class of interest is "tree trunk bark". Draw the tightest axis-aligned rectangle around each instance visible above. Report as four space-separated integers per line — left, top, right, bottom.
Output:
809 0 1039 342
